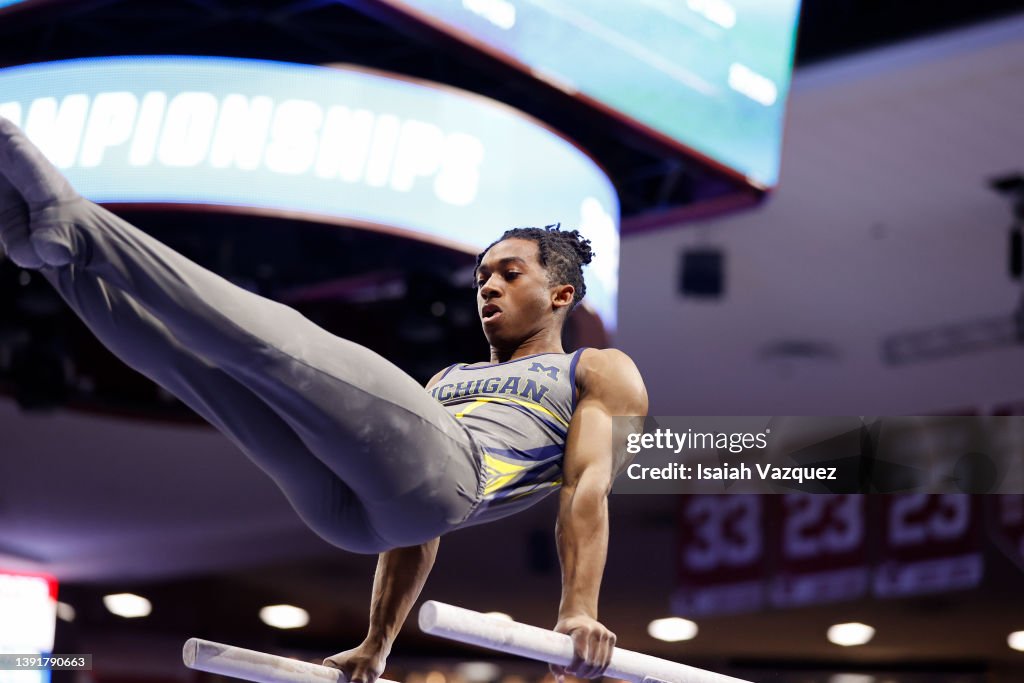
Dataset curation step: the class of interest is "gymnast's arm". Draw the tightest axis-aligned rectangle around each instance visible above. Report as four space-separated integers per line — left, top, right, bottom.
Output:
321 367 451 683
553 348 648 679
322 539 440 682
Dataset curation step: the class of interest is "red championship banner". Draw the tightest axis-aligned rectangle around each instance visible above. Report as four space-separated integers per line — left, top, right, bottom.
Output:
769 494 868 607
873 494 983 597
674 495 766 616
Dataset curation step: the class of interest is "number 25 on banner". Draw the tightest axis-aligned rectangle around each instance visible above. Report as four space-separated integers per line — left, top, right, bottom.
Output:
875 494 982 597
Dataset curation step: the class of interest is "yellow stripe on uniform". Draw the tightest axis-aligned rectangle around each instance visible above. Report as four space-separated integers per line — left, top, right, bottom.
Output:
482 453 528 495
454 396 569 427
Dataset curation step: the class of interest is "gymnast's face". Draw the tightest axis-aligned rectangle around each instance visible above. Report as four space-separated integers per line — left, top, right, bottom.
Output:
475 238 572 347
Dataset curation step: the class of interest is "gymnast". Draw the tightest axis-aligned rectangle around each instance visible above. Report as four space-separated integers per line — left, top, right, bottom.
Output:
0 117 648 682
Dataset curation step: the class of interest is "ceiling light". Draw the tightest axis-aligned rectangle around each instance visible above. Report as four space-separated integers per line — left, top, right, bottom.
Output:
103 593 151 618
647 617 698 642
455 662 501 681
259 604 309 629
1008 630 1024 652
827 622 875 647
56 602 76 622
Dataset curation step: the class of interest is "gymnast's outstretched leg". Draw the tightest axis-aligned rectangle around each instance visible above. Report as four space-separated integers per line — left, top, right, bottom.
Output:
0 116 482 548
45 264 390 552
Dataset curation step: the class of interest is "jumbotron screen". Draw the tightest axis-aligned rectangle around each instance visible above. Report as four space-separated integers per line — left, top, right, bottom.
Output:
0 56 620 330
376 0 802 189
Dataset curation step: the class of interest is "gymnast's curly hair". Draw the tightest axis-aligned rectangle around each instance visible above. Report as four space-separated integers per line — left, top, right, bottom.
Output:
475 223 594 309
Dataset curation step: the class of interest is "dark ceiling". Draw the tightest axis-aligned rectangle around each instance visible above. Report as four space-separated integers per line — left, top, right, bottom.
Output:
795 0 1024 64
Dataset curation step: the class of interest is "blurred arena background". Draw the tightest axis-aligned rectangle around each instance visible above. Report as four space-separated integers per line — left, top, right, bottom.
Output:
1 2 1023 683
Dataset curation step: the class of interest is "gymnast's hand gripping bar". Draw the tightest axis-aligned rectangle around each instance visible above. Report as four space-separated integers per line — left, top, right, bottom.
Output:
182 638 400 683
417 601 752 683
183 602 754 683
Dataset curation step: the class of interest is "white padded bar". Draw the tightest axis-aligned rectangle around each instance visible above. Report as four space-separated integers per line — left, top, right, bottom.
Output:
418 601 753 683
182 637 400 683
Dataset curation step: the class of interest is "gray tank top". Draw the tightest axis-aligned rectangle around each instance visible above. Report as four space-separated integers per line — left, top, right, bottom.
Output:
429 349 586 526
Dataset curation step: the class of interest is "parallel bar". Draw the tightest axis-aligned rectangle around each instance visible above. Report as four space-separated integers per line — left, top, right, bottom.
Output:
418 601 754 683
182 638 400 683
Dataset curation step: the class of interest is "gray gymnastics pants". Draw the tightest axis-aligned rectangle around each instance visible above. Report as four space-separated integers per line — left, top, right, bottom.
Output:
0 117 483 553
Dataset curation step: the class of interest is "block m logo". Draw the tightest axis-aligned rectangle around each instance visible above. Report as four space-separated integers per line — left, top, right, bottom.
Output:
528 362 560 380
